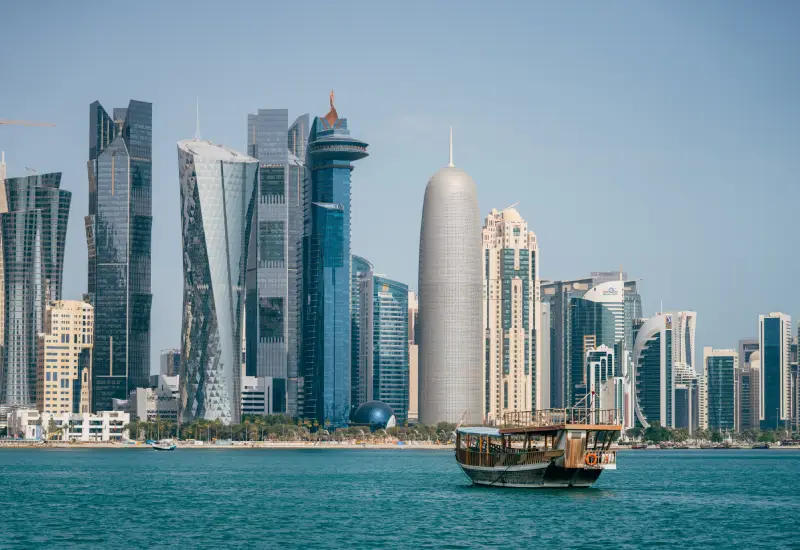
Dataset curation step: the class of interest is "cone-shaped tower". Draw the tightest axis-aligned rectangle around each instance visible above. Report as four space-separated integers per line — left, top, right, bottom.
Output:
417 130 483 424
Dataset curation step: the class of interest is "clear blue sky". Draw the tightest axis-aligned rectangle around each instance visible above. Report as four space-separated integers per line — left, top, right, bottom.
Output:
2 1 798 371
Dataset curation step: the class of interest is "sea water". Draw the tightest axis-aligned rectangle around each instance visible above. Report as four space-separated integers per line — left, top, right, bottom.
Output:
1 448 798 548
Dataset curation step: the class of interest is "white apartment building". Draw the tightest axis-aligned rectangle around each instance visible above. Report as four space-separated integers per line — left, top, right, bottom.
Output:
482 206 539 422
8 409 129 442
36 300 94 414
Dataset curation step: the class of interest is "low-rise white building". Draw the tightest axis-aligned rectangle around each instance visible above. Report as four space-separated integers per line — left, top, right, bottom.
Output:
114 375 180 422
242 376 274 416
8 409 129 442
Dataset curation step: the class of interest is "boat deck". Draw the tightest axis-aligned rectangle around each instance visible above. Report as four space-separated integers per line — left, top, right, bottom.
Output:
500 408 622 434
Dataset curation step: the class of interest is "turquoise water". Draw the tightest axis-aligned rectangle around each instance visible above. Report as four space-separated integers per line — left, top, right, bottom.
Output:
1 448 799 548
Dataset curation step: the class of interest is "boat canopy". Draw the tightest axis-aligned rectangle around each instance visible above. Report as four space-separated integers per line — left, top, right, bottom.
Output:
456 427 501 436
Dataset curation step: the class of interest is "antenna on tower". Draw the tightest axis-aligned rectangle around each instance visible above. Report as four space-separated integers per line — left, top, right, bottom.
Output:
195 97 201 140
448 126 454 167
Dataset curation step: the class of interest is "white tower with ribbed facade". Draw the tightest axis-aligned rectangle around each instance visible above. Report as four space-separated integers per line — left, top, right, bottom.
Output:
418 131 483 425
482 206 539 423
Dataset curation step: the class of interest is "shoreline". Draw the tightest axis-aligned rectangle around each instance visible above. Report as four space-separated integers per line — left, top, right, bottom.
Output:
0 441 456 450
1 441 799 451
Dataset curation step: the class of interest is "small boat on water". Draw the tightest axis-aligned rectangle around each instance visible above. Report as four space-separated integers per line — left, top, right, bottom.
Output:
455 402 621 489
151 439 177 451
751 443 770 450
631 444 648 450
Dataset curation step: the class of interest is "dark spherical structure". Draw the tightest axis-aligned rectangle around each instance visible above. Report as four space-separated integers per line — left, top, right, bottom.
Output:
351 401 397 430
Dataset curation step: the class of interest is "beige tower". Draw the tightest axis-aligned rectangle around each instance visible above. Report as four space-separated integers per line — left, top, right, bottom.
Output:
408 290 419 422
482 206 540 423
36 300 94 414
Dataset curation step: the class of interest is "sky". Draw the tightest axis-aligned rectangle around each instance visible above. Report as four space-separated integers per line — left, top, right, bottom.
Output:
1 1 799 372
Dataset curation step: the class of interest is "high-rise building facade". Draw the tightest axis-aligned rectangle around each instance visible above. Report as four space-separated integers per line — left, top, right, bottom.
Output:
0 152 6 373
541 274 640 410
792 328 799 431
86 100 152 412
632 314 672 428
1 172 70 407
36 300 94 414
632 311 698 429
482 206 539 421
758 312 792 430
300 93 368 427
704 347 737 431
408 290 419 422
418 134 482 425
177 139 258 424
245 109 308 416
371 276 409 422
350 255 373 411
159 349 180 377
738 350 761 432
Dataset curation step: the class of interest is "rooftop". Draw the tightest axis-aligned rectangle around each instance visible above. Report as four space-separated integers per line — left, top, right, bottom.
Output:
177 139 256 163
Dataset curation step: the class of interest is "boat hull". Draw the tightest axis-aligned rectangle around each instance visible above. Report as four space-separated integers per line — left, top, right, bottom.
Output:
152 445 176 451
458 462 603 488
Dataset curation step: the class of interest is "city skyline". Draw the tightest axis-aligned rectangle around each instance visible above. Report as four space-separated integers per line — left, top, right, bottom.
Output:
2 2 799 374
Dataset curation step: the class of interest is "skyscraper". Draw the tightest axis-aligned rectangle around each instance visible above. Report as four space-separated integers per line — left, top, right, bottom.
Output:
704 347 737 431
568 282 620 406
541 274 640 409
738 350 761 432
758 312 792 430
351 255 373 411
0 152 6 370
1 173 70 407
482 206 539 421
177 139 258 424
408 290 419 422
245 110 308 416
371 275 409 422
37 300 94 414
632 311 700 430
632 314 671 428
418 131 482 425
86 100 152 412
159 349 180 377
300 92 368 427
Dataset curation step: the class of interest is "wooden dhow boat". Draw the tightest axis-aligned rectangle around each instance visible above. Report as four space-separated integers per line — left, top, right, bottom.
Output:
455 403 621 489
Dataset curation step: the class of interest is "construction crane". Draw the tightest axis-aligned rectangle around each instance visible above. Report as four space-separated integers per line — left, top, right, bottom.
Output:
0 120 55 127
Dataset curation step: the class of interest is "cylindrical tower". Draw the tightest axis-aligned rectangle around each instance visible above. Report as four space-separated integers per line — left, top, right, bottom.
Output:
418 135 483 425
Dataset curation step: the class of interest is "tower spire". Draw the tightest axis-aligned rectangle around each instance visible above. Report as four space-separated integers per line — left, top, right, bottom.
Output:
448 126 454 167
195 97 200 140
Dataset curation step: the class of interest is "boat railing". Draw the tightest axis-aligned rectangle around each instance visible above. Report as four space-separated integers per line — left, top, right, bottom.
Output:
583 450 616 469
502 408 621 428
456 448 550 468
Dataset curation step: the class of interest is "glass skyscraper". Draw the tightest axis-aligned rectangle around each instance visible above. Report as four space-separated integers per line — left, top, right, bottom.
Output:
300 93 368 427
542 274 640 409
704 348 737 431
245 110 308 416
759 312 792 430
351 255 373 410
86 100 152 412
177 139 258 424
632 314 673 427
1 173 70 406
372 276 409 422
